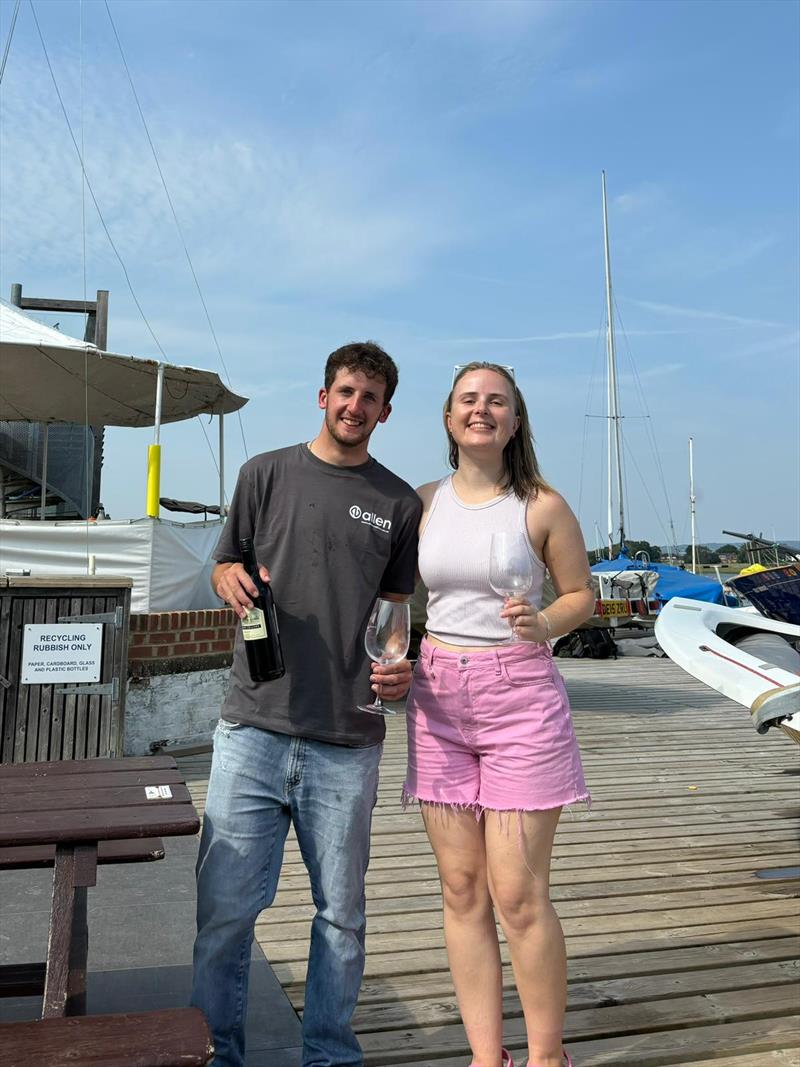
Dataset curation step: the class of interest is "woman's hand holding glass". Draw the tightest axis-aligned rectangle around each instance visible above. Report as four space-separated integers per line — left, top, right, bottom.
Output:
489 531 534 642
500 599 550 643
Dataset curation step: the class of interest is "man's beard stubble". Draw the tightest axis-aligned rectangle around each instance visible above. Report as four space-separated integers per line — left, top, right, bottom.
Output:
325 410 377 449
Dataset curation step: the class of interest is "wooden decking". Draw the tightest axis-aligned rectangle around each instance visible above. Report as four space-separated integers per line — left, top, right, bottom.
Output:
180 658 800 1066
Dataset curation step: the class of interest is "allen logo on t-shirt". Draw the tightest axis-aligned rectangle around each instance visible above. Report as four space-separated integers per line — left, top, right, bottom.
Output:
349 504 392 533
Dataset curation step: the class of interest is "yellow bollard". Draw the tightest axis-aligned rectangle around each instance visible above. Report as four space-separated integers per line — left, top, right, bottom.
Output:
146 444 161 518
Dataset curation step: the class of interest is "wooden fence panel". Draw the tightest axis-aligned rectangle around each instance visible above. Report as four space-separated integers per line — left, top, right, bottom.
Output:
0 577 131 763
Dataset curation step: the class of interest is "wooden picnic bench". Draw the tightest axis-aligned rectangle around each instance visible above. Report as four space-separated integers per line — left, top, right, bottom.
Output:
0 838 164 999
0 837 166 871
0 755 200 1019
3 1006 214 1067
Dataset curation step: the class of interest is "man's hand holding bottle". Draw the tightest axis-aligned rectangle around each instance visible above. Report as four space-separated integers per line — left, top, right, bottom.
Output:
215 561 271 619
215 540 285 684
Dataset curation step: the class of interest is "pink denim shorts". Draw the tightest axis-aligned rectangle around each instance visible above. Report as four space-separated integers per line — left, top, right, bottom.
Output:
403 638 589 814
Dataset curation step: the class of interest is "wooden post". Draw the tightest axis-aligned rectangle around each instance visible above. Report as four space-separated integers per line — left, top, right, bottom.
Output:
219 412 225 517
94 290 109 351
10 283 22 307
40 425 49 520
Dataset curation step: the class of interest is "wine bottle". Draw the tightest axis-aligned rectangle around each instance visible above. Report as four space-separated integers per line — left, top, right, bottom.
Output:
239 537 285 682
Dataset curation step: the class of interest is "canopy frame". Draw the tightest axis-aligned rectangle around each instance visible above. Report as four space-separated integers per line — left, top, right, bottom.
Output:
1 286 246 519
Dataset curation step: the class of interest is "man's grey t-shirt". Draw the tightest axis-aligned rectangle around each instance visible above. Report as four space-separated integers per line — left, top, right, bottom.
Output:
214 444 421 746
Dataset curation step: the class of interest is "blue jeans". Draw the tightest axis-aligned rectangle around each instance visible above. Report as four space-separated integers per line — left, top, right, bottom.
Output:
191 721 381 1067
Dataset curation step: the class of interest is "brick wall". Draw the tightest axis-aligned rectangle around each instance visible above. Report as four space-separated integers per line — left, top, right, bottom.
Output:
129 609 236 671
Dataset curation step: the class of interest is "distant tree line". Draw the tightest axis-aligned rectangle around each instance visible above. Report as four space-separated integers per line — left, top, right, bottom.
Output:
680 544 749 565
587 542 750 566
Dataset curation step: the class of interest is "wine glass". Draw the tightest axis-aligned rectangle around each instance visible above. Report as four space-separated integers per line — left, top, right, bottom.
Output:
357 598 411 715
489 531 534 641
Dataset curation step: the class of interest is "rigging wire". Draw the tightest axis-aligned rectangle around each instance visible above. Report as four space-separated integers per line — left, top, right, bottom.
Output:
576 318 604 523
28 0 221 485
620 435 676 553
619 419 632 542
577 412 591 531
102 0 248 465
81 0 92 543
0 0 21 84
576 308 608 534
29 0 169 363
613 297 679 556
678 509 690 552
599 436 608 557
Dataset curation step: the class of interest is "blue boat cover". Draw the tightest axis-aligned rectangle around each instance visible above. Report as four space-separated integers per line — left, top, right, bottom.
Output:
592 550 727 605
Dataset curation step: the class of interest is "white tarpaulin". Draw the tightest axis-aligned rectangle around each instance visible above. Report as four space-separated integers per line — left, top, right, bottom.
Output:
0 517 223 613
0 300 247 426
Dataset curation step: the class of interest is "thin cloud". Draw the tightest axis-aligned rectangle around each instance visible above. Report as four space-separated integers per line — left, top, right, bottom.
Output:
416 0 558 38
619 362 684 383
627 299 785 329
726 331 800 361
231 379 312 401
612 184 667 215
438 327 727 345
641 230 781 283
441 330 600 344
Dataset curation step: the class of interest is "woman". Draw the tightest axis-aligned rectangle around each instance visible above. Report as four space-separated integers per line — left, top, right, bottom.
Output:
403 362 594 1067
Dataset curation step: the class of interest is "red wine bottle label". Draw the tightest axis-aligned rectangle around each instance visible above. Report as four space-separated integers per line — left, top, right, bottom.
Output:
241 607 268 641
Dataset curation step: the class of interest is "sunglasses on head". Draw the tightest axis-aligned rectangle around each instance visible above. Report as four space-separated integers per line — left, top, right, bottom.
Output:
452 364 515 387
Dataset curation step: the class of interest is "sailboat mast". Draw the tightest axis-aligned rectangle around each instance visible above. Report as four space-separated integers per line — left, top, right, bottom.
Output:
602 171 625 553
689 436 697 573
605 325 614 559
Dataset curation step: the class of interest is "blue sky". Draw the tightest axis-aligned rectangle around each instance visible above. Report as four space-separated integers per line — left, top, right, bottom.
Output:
1 0 798 548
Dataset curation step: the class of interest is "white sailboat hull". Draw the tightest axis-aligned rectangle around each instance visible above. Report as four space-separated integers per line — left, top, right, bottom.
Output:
655 598 800 744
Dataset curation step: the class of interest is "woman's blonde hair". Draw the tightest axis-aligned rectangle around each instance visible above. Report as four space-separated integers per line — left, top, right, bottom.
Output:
444 361 551 501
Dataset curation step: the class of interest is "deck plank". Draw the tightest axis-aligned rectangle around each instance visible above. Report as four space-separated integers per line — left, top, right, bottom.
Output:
384 1016 800 1067
179 657 800 1066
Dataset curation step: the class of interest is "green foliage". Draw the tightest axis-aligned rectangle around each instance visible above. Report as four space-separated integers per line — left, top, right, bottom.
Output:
624 540 662 562
684 544 720 564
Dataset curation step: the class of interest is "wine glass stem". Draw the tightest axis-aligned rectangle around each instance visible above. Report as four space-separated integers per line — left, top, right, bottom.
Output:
374 657 389 707
503 598 516 641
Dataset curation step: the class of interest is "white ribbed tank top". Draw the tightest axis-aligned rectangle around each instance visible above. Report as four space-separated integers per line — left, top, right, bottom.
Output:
419 476 545 646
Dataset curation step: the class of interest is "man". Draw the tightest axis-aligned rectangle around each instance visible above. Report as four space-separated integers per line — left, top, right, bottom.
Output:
191 342 421 1067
